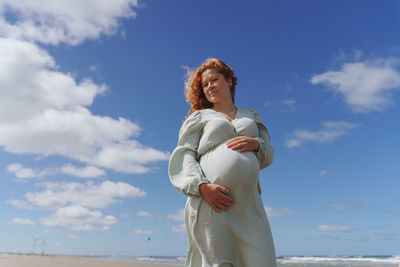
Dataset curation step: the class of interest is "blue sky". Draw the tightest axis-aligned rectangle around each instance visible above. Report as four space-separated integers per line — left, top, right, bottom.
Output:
0 0 399 257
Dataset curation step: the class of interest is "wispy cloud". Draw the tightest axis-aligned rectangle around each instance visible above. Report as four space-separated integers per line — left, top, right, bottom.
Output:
318 224 352 232
264 206 292 218
285 121 360 148
7 199 34 210
311 57 400 113
7 163 51 180
40 205 117 231
330 204 346 211
8 180 146 210
167 209 185 222
130 229 153 235
171 224 186 235
137 211 153 217
168 209 185 234
60 164 106 178
89 65 98 72
319 169 328 176
333 49 364 64
10 217 35 225
265 99 296 113
7 163 106 179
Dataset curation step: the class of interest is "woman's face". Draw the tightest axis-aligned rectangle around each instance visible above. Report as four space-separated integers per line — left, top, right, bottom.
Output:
201 68 232 105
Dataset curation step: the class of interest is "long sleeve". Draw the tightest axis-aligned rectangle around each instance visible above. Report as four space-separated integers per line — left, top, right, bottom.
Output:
249 109 274 170
168 110 211 197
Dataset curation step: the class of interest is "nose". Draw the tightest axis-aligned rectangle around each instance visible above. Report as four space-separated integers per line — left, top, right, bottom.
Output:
205 82 214 90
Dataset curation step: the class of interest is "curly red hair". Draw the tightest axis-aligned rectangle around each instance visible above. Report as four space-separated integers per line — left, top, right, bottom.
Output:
184 58 238 119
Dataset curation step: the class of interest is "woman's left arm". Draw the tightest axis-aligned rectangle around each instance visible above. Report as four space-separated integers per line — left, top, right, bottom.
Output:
225 109 274 170
249 109 274 170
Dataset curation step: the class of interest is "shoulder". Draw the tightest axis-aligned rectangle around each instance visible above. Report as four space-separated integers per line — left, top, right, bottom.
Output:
183 109 209 123
244 107 259 114
182 110 202 127
185 108 217 122
179 110 205 137
240 107 262 120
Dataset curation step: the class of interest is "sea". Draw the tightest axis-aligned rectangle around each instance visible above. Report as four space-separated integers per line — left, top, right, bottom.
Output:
97 255 400 267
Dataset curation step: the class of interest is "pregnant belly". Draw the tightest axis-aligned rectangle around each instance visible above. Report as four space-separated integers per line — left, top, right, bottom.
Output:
199 140 259 193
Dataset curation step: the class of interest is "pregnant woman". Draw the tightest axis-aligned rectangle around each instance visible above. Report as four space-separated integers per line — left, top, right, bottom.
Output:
168 58 276 267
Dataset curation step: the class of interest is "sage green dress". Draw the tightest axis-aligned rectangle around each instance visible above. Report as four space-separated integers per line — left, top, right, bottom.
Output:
168 107 276 267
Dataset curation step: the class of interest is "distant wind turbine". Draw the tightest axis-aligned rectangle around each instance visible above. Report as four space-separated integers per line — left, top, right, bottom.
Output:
32 236 40 254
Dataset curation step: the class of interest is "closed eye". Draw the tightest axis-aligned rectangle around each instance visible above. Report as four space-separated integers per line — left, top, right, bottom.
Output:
202 78 218 88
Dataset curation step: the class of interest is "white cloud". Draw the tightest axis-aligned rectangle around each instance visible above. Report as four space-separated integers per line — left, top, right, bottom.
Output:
137 211 153 217
319 169 328 176
311 58 400 113
0 38 107 120
285 121 360 148
7 163 105 179
0 38 170 174
167 209 185 222
0 0 169 175
276 99 296 113
265 99 296 113
89 65 98 72
264 206 292 218
130 229 153 235
67 234 77 239
7 199 34 209
318 224 350 232
330 204 346 210
7 163 44 179
10 217 35 225
334 49 363 64
0 0 138 46
85 141 170 174
60 164 105 178
40 205 117 231
171 223 186 235
285 139 302 148
8 180 146 210
42 229 65 234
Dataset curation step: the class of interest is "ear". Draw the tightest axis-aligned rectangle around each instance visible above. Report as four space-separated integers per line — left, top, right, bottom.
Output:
228 78 232 87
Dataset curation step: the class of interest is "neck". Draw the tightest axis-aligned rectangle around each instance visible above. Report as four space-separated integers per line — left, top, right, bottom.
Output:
212 101 236 113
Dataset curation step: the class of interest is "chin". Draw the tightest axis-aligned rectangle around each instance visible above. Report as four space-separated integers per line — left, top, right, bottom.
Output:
208 97 220 104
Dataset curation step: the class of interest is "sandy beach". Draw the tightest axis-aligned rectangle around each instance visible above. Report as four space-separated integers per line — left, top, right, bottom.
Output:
0 254 173 267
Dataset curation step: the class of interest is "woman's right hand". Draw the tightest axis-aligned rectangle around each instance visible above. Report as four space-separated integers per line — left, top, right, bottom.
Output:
199 183 234 212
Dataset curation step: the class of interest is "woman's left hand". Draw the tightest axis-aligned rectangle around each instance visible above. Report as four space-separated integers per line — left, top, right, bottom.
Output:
226 136 259 152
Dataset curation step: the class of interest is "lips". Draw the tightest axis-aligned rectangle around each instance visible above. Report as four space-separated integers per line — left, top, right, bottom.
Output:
208 90 217 96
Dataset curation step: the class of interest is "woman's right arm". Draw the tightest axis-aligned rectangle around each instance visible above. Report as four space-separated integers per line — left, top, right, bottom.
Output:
168 111 235 211
168 111 211 197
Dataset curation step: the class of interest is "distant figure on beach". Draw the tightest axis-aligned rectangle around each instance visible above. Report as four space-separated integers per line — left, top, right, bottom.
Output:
168 58 277 267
